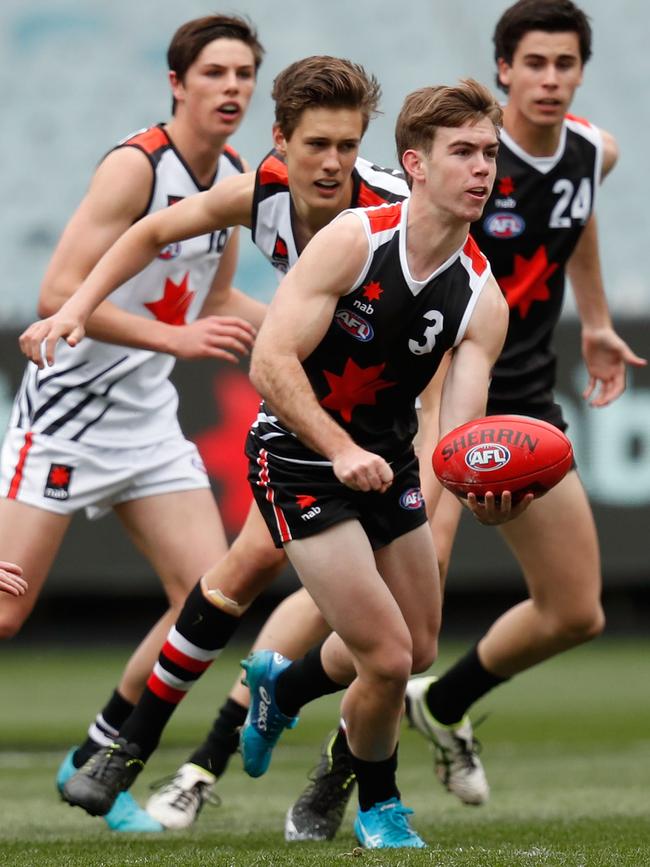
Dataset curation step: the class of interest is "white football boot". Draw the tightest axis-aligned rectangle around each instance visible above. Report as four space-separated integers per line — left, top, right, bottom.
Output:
146 763 219 829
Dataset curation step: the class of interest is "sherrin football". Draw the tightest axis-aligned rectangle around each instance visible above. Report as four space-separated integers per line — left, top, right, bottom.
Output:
432 414 573 502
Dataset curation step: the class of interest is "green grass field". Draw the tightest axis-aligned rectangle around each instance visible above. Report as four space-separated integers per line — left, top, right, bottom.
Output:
1 639 649 866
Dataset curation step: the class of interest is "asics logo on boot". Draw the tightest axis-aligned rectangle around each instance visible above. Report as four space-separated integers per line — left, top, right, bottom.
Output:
257 686 271 731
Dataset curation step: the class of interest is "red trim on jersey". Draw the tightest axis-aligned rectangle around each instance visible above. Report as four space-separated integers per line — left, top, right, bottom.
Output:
256 449 292 542
125 126 169 154
147 671 186 704
366 203 402 234
7 431 33 499
258 154 289 187
565 112 591 128
357 182 393 208
161 640 213 675
224 143 242 162
463 235 488 276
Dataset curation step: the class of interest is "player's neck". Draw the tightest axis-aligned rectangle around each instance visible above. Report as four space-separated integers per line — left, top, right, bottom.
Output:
290 177 355 252
405 198 468 281
164 118 228 187
502 103 563 157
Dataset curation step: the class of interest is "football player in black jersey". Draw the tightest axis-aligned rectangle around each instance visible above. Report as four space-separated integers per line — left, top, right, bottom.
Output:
234 80 523 849
404 0 647 808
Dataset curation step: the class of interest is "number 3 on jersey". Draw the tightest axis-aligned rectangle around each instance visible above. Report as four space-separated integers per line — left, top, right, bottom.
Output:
549 178 592 228
409 310 444 355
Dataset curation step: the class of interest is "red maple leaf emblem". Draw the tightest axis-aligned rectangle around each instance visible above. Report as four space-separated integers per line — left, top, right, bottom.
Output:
192 370 261 534
274 236 288 257
49 465 71 486
144 273 195 325
498 176 515 196
363 281 383 302
321 358 395 422
296 494 317 509
499 246 558 318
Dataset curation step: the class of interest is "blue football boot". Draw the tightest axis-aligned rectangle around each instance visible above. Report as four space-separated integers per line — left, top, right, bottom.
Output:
354 797 426 849
239 650 298 778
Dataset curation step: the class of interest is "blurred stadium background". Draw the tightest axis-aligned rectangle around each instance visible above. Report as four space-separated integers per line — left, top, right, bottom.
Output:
1 0 648 644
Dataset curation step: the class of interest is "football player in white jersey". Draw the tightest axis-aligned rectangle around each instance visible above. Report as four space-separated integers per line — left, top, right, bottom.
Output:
0 14 263 832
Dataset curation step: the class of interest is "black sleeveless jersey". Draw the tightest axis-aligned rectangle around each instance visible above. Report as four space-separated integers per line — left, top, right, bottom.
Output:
250 150 409 279
472 116 603 403
251 200 491 464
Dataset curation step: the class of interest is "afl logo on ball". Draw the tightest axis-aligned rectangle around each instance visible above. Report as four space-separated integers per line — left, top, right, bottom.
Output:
465 444 511 472
399 488 424 510
483 212 525 238
335 309 374 342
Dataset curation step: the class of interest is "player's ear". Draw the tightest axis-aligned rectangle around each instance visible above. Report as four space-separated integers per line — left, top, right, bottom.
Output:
401 149 425 186
496 58 511 90
272 123 288 156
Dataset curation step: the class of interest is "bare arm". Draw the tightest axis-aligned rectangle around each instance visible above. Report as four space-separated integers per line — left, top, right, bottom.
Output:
20 168 257 365
250 215 393 493
567 130 646 406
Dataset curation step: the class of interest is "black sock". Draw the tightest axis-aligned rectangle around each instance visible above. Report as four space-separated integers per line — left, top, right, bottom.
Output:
425 644 507 725
73 690 134 767
119 580 243 761
350 746 399 811
188 697 248 777
331 725 351 762
274 641 345 718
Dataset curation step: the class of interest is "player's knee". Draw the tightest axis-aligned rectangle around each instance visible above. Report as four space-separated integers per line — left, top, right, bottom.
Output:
362 637 413 688
552 602 605 645
411 639 438 674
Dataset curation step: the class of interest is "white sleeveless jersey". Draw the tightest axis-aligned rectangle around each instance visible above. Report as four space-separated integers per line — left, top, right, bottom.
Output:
251 150 409 280
11 125 244 448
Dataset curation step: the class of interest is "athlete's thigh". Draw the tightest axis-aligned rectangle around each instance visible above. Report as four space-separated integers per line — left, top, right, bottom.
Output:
373 522 440 645
0 498 71 627
498 469 600 609
115 488 228 599
284 519 408 655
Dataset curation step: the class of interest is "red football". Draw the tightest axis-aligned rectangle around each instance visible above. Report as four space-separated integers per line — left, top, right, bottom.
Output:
432 414 573 502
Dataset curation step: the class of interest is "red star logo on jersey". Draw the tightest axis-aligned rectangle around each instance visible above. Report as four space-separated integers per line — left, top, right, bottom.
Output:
362 281 383 302
144 273 195 325
499 246 559 318
498 176 515 196
296 494 317 509
321 358 395 422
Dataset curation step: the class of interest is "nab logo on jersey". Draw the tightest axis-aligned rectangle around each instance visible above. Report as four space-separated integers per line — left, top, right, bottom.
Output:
484 212 525 239
465 444 511 472
44 463 74 500
399 488 424 510
335 310 374 342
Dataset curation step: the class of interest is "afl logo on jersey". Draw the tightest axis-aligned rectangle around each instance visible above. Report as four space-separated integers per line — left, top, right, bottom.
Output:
158 242 182 260
335 309 374 342
399 487 424 510
483 212 525 239
465 444 511 471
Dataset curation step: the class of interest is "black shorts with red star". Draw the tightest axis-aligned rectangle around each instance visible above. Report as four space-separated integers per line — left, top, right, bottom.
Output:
246 433 427 549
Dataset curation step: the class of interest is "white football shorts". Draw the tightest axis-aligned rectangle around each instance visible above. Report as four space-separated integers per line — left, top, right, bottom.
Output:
0 427 209 519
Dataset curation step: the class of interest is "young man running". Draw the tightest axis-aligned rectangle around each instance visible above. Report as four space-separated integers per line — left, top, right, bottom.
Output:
4 14 262 832
18 55 411 829
233 78 521 849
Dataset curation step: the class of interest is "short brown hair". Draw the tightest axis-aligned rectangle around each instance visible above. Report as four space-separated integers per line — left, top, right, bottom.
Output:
395 79 503 187
167 14 264 113
494 0 592 92
272 56 381 140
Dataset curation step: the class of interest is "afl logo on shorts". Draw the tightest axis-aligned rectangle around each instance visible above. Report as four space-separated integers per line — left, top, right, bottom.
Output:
44 463 74 500
483 212 525 238
465 444 511 472
399 487 424 510
334 309 374 342
158 242 182 260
